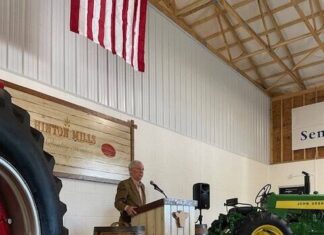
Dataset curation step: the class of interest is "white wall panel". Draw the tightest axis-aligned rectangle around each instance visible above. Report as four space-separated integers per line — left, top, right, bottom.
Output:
155 16 163 127
24 0 38 79
148 10 157 124
141 39 149 120
38 0 51 84
64 0 76 93
0 0 9 68
52 0 65 89
0 1 270 163
76 37 88 97
117 57 126 112
8 0 24 74
134 71 143 118
126 64 134 115
98 49 108 106
174 30 181 134
88 43 98 102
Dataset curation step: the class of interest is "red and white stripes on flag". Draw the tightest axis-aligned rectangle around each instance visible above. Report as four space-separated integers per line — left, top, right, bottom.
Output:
70 0 148 72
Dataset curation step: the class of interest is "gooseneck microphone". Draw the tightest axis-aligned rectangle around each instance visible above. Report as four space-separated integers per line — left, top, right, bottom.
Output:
150 180 168 198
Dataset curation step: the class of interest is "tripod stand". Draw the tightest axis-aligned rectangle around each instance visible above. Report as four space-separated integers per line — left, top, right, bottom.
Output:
196 208 203 224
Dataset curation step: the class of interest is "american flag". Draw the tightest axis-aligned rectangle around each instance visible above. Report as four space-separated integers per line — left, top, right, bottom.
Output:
70 0 148 72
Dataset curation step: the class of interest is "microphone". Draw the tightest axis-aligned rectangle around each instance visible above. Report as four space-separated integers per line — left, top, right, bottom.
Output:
150 180 168 198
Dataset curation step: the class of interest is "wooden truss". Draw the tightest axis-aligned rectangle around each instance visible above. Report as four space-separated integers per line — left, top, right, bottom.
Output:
149 0 324 96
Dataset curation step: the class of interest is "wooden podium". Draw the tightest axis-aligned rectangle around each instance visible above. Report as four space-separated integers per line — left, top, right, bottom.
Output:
132 198 197 235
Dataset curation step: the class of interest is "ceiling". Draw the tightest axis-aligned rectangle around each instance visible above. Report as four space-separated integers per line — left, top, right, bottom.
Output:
149 0 324 97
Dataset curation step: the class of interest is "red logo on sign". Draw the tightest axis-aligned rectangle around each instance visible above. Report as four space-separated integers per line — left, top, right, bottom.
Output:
101 144 116 157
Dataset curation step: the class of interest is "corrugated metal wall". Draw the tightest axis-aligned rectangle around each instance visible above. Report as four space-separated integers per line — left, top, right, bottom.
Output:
0 0 270 163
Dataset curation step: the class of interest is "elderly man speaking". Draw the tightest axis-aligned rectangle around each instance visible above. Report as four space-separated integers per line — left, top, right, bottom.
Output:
114 160 146 225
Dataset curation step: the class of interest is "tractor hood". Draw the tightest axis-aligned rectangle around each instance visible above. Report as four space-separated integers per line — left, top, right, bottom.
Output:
265 193 324 210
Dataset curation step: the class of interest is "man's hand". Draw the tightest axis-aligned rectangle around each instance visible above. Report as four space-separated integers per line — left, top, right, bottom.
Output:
125 206 137 216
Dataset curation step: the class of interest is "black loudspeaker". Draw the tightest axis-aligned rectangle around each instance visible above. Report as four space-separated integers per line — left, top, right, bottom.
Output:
193 183 210 209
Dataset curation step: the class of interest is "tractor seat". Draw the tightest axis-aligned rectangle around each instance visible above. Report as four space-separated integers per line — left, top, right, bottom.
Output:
228 206 253 216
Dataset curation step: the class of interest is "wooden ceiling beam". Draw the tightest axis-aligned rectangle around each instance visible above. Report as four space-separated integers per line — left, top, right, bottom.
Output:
260 52 323 83
214 3 266 87
161 0 175 12
218 0 306 90
214 10 324 52
231 0 255 9
190 0 256 27
204 0 308 41
315 0 324 28
261 71 286 81
292 0 324 53
190 12 218 27
296 58 324 70
266 48 318 91
257 0 270 46
231 28 324 63
290 47 319 70
269 72 324 92
176 0 213 17
243 46 319 72
263 0 305 88
217 14 232 61
309 0 317 30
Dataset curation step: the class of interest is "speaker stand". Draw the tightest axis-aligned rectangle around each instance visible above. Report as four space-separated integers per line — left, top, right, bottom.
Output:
197 209 203 224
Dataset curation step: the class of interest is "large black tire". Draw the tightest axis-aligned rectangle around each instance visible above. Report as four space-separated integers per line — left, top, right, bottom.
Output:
0 89 68 235
235 212 292 235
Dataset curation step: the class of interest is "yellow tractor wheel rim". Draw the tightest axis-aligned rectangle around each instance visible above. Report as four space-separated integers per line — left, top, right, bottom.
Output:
252 224 284 235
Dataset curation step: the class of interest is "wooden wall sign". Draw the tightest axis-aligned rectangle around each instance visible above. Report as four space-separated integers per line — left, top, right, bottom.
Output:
5 83 135 184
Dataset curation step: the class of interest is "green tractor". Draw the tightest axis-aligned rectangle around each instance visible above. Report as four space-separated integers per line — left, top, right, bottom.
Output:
209 172 324 235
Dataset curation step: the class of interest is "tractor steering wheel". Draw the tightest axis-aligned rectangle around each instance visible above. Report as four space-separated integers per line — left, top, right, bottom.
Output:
255 184 271 205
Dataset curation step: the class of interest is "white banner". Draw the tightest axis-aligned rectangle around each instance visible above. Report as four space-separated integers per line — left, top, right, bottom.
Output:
292 102 324 150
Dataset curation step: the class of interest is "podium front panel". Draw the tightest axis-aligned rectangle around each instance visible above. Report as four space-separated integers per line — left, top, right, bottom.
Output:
132 198 197 235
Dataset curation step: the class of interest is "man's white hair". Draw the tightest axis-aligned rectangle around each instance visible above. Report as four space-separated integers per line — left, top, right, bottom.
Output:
128 160 143 170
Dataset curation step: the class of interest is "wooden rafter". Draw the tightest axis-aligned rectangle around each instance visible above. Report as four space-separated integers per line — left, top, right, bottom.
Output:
257 0 270 46
214 10 324 53
270 71 324 92
190 0 256 27
260 54 324 83
217 13 232 61
309 0 317 30
190 12 218 28
243 46 319 73
214 2 266 87
261 71 286 81
231 28 324 63
191 0 302 29
176 0 212 17
218 0 306 90
204 0 308 42
266 47 319 91
161 0 176 13
151 0 324 96
292 0 324 53
263 1 305 88
315 0 324 28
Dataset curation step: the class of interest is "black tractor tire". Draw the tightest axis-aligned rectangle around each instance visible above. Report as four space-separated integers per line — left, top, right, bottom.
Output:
235 212 292 235
0 89 68 235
